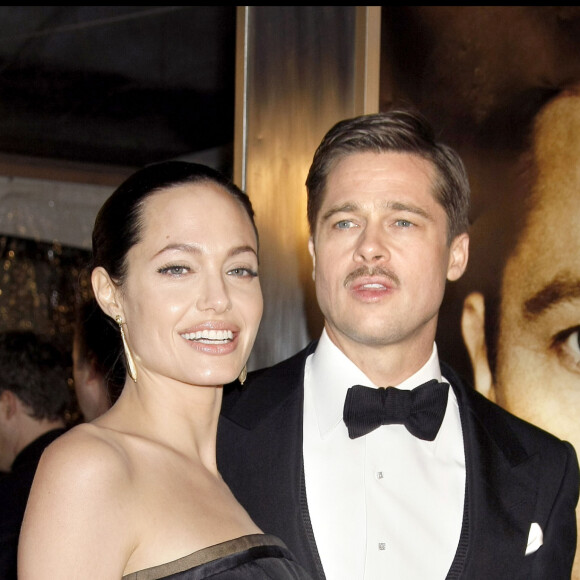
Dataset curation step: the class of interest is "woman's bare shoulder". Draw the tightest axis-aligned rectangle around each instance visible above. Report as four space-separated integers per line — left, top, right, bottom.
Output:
26 422 138 528
19 423 138 577
39 422 133 481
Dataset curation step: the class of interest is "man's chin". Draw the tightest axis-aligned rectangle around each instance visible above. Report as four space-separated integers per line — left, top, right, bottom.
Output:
329 323 404 349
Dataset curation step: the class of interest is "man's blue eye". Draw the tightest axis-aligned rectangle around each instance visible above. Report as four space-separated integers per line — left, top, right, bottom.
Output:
336 220 353 229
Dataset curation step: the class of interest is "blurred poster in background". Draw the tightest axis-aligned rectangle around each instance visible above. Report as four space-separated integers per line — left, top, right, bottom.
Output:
380 8 580 574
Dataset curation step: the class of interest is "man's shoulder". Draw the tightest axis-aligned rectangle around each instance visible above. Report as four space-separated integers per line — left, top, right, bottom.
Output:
221 341 317 417
0 429 67 533
225 341 316 392
442 361 577 457
10 428 67 473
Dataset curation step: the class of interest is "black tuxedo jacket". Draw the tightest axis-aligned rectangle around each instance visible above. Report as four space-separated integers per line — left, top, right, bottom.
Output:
217 341 579 579
0 428 67 580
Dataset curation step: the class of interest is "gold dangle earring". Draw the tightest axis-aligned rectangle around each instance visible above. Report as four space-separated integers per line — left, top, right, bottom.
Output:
238 364 247 385
116 315 137 382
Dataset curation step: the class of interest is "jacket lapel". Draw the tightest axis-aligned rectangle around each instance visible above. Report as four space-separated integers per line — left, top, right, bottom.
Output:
219 341 325 579
221 354 542 579
444 364 539 577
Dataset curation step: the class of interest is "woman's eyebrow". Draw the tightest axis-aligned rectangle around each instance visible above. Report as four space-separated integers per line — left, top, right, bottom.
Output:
153 243 257 259
228 245 258 259
154 243 201 258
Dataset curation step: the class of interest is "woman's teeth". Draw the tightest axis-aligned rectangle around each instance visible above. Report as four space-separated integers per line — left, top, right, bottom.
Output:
181 329 234 343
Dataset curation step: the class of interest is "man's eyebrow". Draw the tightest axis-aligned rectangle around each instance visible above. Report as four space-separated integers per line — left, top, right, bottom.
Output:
320 200 431 223
320 203 359 223
387 201 430 220
524 275 580 320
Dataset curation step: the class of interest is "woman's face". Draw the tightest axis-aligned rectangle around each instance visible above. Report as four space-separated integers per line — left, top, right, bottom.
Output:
116 182 262 387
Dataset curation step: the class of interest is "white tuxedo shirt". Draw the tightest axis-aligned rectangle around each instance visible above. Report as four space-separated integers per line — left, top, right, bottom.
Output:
303 330 465 579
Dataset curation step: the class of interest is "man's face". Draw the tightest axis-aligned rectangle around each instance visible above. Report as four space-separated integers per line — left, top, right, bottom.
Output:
0 390 15 471
494 182 580 451
460 87 580 579
309 151 468 378
466 87 580 454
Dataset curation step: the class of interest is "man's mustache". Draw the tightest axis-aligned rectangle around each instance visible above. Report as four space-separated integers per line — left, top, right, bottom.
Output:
344 266 400 287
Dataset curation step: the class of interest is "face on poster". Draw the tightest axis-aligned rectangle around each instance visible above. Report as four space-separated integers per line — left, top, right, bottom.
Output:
380 7 580 575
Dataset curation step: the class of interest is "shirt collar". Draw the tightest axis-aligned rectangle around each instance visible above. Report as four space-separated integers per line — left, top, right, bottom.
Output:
306 329 442 437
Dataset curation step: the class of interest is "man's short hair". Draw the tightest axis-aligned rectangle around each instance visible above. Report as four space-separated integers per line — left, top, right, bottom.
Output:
0 331 72 422
305 109 471 243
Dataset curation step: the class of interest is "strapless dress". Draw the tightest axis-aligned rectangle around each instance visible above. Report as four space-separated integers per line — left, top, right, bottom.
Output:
121 533 314 579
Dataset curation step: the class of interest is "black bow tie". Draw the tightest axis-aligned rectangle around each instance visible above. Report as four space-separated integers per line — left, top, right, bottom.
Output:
343 379 449 441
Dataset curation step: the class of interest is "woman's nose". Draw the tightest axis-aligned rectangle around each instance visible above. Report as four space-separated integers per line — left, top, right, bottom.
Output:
196 274 232 313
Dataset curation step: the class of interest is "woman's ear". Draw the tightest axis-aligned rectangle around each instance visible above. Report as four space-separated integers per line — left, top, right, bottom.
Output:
461 291 496 401
91 267 122 321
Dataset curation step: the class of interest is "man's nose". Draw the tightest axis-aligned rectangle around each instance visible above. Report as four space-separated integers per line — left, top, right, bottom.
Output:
353 223 390 263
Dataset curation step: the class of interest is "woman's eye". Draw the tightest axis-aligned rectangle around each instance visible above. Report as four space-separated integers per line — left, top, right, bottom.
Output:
553 326 580 373
158 265 189 276
228 267 258 278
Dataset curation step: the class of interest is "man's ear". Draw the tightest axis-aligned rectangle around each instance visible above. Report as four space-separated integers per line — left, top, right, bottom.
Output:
0 390 18 420
461 291 496 401
447 233 469 281
91 267 122 321
308 237 315 280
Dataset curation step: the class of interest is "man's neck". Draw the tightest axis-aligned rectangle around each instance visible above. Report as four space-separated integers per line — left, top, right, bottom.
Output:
324 326 436 387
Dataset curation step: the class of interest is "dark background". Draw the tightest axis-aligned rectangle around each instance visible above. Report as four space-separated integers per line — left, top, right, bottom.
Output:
0 6 237 175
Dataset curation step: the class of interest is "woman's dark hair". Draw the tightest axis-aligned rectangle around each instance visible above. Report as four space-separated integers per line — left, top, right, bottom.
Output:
74 297 125 404
91 161 257 285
